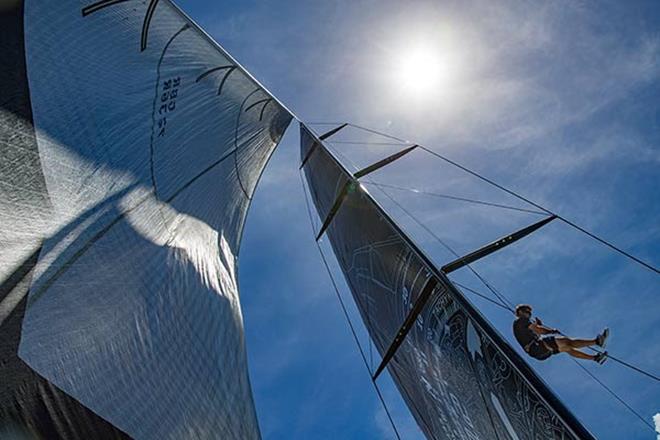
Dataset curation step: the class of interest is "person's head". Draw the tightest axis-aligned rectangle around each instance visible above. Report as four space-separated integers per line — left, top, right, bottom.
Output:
515 304 532 318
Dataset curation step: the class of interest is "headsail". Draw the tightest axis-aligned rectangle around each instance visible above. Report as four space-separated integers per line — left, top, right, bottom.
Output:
300 123 595 440
0 1 291 438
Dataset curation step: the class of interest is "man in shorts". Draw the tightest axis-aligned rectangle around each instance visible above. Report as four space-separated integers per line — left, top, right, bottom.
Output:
513 304 608 363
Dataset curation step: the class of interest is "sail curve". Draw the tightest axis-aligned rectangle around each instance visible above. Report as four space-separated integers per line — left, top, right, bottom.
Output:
0 1 292 438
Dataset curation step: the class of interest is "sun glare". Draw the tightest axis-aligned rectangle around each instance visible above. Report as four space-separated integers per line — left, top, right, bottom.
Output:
397 45 449 95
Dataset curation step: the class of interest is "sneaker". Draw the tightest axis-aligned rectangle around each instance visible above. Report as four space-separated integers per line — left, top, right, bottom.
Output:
596 328 610 348
594 351 608 365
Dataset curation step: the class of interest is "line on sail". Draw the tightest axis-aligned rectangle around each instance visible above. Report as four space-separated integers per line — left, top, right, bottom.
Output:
81 0 161 52
244 98 272 113
82 0 132 16
140 0 160 51
195 65 234 82
24 144 240 310
233 88 263 199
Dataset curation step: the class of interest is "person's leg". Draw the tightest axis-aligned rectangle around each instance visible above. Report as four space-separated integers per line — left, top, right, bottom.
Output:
564 349 596 361
555 336 597 351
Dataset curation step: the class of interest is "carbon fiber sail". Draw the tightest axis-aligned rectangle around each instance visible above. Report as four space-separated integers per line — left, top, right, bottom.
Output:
0 1 291 438
300 124 595 440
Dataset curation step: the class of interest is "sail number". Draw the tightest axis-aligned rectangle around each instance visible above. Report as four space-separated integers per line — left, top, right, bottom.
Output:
157 77 181 137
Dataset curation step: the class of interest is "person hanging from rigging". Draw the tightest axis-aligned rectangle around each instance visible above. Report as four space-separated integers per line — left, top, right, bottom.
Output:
513 304 609 363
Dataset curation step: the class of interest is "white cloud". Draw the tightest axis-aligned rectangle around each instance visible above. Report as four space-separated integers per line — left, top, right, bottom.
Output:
654 413 660 440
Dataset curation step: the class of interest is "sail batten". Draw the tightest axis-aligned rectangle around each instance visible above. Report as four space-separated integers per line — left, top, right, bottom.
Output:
300 122 595 440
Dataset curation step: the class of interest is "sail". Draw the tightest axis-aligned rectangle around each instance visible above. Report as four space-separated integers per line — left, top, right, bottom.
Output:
300 124 595 440
0 0 291 438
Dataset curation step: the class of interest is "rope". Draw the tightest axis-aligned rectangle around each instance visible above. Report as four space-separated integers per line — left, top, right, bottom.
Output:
602 353 660 383
555 331 660 384
368 181 547 215
572 360 655 431
454 282 513 312
299 171 402 440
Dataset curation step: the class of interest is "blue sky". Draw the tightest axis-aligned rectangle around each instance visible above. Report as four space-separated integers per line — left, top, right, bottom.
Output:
176 1 660 438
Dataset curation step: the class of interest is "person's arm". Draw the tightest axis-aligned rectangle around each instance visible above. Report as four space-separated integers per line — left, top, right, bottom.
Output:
529 317 560 335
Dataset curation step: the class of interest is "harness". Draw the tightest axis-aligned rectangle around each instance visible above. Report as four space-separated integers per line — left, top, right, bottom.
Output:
523 339 539 354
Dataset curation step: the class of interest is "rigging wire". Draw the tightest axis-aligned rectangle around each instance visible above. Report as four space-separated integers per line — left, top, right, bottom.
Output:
304 121 658 432
453 282 513 311
415 145 660 275
347 123 410 143
319 122 658 275
299 170 402 440
379 178 660 408
330 141 413 146
377 178 660 385
559 333 660 384
572 360 655 431
373 184 516 312
454 284 658 432
595 352 660 383
319 139 517 312
320 121 660 381
368 181 547 216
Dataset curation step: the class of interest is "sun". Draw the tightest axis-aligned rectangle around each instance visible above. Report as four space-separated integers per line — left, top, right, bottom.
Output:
397 45 449 95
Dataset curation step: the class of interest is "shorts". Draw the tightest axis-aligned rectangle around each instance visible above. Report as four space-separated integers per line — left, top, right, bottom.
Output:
528 337 559 361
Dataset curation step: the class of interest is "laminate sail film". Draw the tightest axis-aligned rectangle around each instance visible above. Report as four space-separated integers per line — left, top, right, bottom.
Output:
300 124 595 440
0 1 292 438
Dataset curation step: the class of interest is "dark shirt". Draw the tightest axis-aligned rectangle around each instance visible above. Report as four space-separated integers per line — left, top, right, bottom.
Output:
513 316 538 349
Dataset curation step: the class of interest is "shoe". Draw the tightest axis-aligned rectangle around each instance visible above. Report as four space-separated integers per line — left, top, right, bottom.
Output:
594 351 608 365
596 328 609 348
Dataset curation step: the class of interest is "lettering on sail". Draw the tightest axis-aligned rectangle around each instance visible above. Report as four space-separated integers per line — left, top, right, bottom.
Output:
157 77 181 137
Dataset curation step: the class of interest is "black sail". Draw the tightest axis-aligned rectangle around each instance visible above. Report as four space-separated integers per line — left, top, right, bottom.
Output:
300 123 595 440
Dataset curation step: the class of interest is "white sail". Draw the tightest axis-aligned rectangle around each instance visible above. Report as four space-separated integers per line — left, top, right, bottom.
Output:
0 1 291 438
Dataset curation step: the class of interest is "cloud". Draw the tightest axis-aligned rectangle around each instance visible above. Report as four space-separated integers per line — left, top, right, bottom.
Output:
654 413 660 440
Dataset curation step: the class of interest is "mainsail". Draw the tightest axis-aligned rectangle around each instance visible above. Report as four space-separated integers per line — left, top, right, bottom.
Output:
1 0 291 438
300 123 596 440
